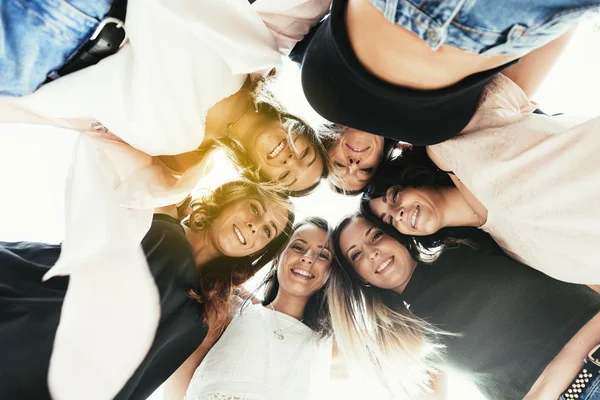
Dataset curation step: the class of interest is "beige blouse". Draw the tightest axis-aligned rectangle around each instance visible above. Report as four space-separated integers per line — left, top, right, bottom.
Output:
429 74 600 285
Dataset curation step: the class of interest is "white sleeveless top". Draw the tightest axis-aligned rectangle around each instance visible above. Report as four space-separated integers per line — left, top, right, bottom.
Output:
185 303 332 400
429 74 600 285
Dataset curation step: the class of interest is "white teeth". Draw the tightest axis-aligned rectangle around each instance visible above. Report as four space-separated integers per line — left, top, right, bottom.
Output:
233 224 246 245
291 268 314 278
269 140 286 159
376 257 393 273
411 206 419 228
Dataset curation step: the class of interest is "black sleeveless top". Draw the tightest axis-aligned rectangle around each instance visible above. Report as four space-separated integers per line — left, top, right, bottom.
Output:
401 230 600 400
0 214 207 400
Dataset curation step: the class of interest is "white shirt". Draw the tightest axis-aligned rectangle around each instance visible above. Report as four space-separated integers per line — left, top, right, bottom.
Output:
185 303 333 400
429 74 600 285
0 1 330 399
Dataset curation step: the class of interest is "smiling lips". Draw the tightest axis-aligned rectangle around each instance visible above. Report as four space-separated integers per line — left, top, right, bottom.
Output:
233 224 247 245
291 268 315 281
345 143 370 153
410 205 420 229
268 139 286 159
376 256 394 273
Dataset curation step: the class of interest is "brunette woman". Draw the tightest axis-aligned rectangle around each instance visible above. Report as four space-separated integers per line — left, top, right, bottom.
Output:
330 214 600 399
357 73 600 286
0 180 294 400
164 217 334 400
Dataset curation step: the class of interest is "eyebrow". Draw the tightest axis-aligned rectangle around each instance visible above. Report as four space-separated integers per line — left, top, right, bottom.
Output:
345 227 374 257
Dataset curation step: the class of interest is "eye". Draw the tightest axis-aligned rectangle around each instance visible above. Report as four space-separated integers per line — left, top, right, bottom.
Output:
291 244 304 251
279 170 290 181
392 187 400 204
264 225 271 239
250 203 260 216
318 252 330 260
300 147 310 160
388 215 394 226
361 168 374 174
372 231 383 242
333 161 345 169
350 251 361 261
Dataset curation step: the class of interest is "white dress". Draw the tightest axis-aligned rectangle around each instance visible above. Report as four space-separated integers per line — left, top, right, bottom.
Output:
429 74 600 285
185 303 333 400
0 1 330 399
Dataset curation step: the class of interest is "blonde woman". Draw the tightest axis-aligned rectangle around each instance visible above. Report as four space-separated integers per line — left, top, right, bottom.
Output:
0 180 294 399
330 215 600 400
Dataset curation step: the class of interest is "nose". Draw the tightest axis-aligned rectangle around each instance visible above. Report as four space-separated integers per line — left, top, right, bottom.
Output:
368 247 379 261
282 151 299 166
397 208 405 222
247 222 256 234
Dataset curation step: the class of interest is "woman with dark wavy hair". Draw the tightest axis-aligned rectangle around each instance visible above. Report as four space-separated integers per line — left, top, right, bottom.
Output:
330 214 600 400
0 180 294 400
359 92 600 287
165 217 334 400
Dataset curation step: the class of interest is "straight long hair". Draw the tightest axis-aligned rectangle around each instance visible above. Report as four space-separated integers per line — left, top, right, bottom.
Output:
260 217 333 339
328 215 447 398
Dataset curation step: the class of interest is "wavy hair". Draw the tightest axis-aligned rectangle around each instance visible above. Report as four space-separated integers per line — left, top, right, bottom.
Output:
259 217 333 339
183 179 295 338
360 147 470 260
248 75 329 196
328 214 447 398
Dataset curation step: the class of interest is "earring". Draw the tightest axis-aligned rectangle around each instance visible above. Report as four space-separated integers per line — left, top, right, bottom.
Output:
362 281 371 288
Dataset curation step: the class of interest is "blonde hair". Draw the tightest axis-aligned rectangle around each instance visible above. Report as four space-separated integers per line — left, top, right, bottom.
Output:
329 215 448 398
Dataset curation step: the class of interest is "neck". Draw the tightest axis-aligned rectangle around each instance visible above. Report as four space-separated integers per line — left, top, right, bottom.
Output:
391 258 418 295
438 187 482 228
227 106 268 149
205 85 253 141
184 225 221 268
269 292 308 321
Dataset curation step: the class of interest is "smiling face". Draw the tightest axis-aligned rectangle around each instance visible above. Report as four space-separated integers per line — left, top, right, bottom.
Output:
209 197 289 258
339 217 417 292
247 120 324 192
328 128 385 193
368 185 443 236
276 224 332 298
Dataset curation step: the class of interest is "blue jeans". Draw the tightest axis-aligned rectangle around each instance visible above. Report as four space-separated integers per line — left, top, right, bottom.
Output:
0 0 113 96
369 0 600 55
559 358 600 400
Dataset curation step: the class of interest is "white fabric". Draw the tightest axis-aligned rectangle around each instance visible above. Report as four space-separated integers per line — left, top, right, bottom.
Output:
185 303 333 400
0 1 329 399
429 74 600 285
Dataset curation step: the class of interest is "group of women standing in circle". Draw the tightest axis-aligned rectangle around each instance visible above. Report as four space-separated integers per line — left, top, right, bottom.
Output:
1 0 599 399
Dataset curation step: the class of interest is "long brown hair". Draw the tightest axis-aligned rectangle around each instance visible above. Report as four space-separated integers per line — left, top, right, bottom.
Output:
183 180 295 337
328 214 448 398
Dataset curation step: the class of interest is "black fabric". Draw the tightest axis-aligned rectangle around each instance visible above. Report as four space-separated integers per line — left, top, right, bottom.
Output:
300 0 517 146
402 230 600 400
0 214 207 400
48 0 128 81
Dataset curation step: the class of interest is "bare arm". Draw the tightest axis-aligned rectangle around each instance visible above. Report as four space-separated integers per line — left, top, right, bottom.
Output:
525 312 600 400
162 334 219 400
502 29 575 99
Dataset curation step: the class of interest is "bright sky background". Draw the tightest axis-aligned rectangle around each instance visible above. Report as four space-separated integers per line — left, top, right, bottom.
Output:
0 18 598 400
